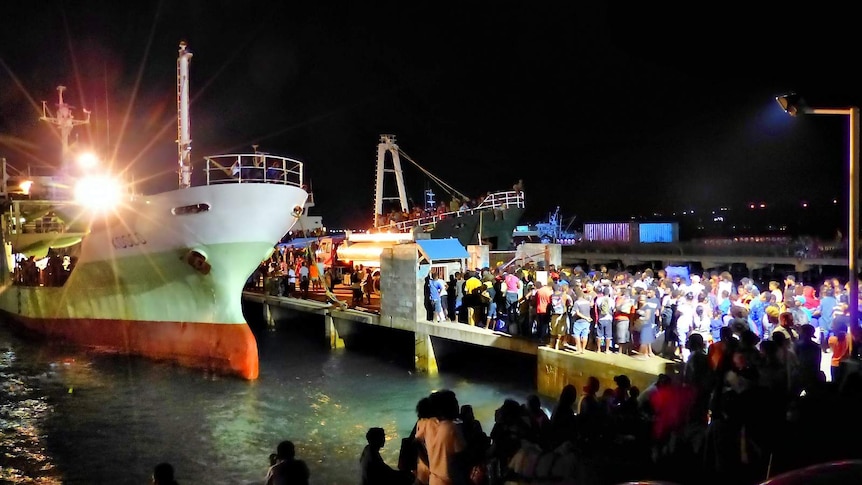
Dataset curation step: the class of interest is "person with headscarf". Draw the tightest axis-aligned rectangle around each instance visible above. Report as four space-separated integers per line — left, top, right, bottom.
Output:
801 285 821 312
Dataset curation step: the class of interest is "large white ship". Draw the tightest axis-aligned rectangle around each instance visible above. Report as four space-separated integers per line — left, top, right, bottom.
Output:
0 42 308 380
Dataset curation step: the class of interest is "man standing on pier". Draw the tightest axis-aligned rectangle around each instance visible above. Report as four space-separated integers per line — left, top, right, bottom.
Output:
548 281 573 350
463 271 484 325
504 270 523 325
299 262 310 299
536 281 553 342
285 265 297 297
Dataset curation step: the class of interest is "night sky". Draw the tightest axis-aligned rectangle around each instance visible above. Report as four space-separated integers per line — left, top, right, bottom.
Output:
1 2 860 234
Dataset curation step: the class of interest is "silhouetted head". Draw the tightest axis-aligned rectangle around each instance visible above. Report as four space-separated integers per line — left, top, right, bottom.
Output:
687 333 705 352
583 376 600 395
152 462 176 485
557 384 577 408
430 389 459 420
526 394 542 411
366 427 386 448
740 329 760 348
613 375 631 390
656 373 672 388
276 440 296 460
460 404 475 423
496 398 523 423
415 396 434 419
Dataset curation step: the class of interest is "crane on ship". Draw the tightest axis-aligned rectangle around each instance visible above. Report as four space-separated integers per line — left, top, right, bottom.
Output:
40 85 91 174
373 134 472 228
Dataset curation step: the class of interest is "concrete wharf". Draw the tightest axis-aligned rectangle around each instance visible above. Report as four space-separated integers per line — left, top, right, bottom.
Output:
242 242 681 398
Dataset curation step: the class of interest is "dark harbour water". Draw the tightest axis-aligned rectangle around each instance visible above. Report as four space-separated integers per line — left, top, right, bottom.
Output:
0 309 542 485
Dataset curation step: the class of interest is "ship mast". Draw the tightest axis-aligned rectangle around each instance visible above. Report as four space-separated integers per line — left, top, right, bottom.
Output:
373 134 408 227
177 41 193 189
40 85 90 174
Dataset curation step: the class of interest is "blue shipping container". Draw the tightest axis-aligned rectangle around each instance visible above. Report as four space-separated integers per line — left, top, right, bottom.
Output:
638 222 678 243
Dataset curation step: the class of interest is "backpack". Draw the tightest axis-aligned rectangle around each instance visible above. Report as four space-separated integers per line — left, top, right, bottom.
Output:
474 283 491 304
661 303 678 331
597 296 612 319
550 291 566 315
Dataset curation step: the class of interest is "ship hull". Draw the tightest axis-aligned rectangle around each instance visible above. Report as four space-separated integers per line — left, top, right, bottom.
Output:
0 311 260 378
0 182 308 379
426 207 525 249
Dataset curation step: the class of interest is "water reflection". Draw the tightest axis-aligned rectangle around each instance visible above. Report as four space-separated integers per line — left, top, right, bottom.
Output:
0 320 540 484
0 345 62 485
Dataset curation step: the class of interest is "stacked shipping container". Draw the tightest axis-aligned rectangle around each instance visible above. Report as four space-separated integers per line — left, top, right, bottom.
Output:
582 222 678 243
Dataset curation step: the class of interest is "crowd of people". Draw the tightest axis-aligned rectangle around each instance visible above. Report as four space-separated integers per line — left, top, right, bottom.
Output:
150 358 862 485
395 360 862 485
376 180 524 230
413 265 862 484
237 256 862 483
13 250 74 287
428 263 862 368
376 193 497 229
249 244 380 308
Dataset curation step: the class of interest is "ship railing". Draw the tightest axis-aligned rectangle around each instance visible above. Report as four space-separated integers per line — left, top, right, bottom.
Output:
21 220 65 234
387 190 525 232
203 153 304 188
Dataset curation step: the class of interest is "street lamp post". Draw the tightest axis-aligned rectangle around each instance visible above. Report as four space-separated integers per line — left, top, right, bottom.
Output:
776 94 859 327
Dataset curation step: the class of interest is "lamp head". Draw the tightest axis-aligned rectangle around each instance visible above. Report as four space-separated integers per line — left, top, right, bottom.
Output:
775 93 807 117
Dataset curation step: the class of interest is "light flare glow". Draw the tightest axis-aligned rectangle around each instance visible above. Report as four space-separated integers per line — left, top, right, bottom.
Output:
74 175 123 212
76 152 99 170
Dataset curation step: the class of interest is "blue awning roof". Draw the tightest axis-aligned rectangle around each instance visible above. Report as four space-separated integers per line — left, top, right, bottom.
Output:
415 238 469 261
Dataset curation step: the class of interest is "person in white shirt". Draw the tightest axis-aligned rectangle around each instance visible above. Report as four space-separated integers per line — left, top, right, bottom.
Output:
286 266 297 297
436 275 448 322
717 272 734 308
687 274 705 299
769 280 784 304
675 292 696 359
298 262 310 299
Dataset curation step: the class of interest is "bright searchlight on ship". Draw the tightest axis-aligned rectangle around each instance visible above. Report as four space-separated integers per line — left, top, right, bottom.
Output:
76 152 100 170
74 175 123 211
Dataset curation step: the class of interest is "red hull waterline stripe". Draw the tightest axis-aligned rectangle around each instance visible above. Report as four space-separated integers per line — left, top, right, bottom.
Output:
0 311 260 380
